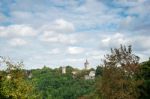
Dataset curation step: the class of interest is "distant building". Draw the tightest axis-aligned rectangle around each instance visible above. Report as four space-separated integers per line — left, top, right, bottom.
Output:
89 71 95 79
62 66 66 74
26 70 32 78
72 71 77 75
72 71 77 78
85 71 95 80
84 59 90 70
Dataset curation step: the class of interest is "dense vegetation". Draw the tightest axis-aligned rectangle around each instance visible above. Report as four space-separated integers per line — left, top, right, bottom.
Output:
0 57 41 99
0 45 150 99
30 66 95 99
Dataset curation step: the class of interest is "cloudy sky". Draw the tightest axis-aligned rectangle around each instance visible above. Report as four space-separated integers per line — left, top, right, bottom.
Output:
0 0 150 69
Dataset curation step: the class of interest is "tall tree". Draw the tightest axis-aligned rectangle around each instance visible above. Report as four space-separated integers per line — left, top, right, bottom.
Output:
97 45 142 99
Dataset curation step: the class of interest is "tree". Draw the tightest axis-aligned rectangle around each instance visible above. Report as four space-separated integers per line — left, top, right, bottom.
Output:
95 66 103 77
0 56 41 99
139 59 150 99
31 66 95 99
97 45 142 99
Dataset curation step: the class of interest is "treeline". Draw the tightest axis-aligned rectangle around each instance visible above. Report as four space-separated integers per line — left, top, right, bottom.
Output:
0 45 150 99
31 66 95 99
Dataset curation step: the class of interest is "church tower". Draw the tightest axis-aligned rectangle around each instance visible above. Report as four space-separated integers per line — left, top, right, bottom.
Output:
84 59 89 70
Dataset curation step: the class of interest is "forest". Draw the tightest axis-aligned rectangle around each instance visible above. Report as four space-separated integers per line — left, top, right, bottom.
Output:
0 45 150 99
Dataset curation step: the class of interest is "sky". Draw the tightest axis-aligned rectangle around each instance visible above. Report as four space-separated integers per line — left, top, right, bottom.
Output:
0 0 150 69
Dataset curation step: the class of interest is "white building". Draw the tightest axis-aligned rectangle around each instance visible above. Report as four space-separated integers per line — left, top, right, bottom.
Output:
89 71 95 79
62 66 66 74
85 71 95 80
72 71 77 75
72 71 77 78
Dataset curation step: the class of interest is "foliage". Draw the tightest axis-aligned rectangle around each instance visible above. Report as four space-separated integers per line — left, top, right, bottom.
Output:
0 57 41 99
139 59 150 99
97 45 142 99
1 45 149 99
95 66 103 77
30 66 95 99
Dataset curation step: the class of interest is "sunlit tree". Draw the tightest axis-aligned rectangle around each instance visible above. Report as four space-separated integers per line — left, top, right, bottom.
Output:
0 56 41 99
97 45 142 99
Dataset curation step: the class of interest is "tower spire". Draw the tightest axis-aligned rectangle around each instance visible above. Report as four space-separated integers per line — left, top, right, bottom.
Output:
84 59 89 70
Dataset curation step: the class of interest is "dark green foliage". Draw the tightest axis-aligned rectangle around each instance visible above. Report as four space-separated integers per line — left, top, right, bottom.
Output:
139 59 150 99
95 66 103 77
31 66 95 99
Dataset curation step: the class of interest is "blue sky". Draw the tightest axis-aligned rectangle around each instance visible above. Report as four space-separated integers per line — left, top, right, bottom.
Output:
0 0 150 69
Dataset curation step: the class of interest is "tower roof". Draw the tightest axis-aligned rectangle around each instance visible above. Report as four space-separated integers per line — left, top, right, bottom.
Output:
85 59 89 64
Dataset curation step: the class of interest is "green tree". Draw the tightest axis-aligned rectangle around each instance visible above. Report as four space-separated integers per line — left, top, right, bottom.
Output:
0 57 41 99
31 66 95 99
95 66 103 77
139 59 150 99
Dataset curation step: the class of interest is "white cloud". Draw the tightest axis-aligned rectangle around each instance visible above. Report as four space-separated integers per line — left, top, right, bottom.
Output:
100 32 150 52
9 38 27 46
101 37 110 45
0 24 37 37
64 58 84 62
100 33 131 48
38 19 78 45
132 36 150 51
86 50 106 60
40 31 58 42
40 31 78 44
0 27 8 37
67 46 84 54
54 19 75 33
0 0 150 69
41 19 75 33
47 48 60 54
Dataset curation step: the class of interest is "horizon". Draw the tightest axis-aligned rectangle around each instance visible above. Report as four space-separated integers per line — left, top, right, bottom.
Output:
0 0 150 69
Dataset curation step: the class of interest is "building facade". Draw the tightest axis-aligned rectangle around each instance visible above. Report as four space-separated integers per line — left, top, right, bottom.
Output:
62 66 66 74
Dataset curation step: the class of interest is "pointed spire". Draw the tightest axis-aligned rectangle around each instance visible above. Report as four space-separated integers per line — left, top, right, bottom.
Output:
86 59 89 64
84 59 89 70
